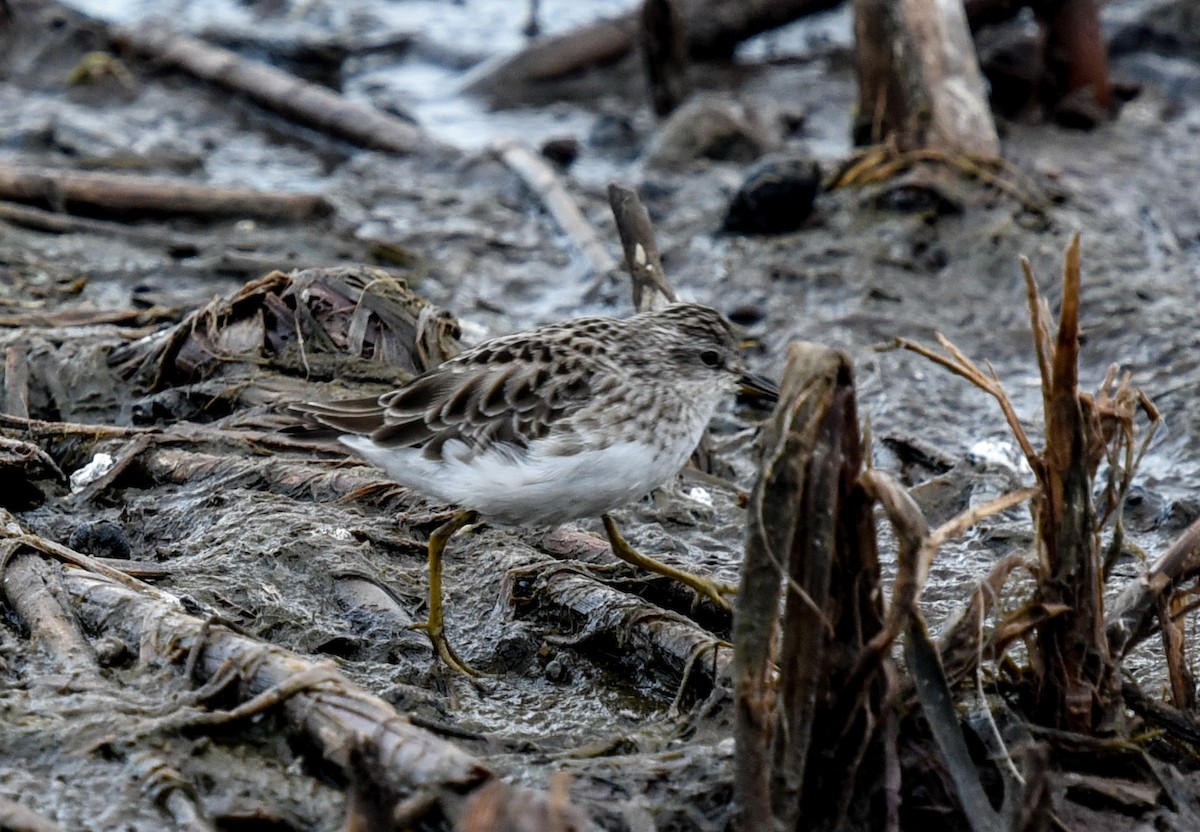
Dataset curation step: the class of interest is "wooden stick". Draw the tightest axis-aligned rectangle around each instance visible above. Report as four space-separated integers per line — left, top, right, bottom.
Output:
0 199 204 251
111 24 435 156
492 138 617 280
0 163 330 220
606 183 676 311
1 551 98 676
1035 0 1111 116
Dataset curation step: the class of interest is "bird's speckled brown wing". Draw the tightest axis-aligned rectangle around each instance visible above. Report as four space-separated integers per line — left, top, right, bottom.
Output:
297 323 610 461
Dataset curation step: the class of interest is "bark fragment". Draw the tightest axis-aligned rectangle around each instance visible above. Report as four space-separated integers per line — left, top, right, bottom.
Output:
734 343 887 831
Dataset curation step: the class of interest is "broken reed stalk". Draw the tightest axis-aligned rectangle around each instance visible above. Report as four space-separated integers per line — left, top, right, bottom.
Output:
606 183 677 311
734 343 887 831
897 233 1155 733
1030 233 1116 731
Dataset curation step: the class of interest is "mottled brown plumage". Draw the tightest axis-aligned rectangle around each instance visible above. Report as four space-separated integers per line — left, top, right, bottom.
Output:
296 303 776 674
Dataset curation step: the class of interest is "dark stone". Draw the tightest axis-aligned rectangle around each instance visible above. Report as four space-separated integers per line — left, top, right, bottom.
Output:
723 154 821 235
68 519 132 560
540 136 580 168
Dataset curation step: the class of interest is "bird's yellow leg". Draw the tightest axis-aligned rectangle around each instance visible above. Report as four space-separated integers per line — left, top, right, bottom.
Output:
600 514 737 611
412 509 481 676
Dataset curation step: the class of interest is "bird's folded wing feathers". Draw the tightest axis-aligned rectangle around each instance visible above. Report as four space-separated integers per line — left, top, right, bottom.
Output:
297 351 594 459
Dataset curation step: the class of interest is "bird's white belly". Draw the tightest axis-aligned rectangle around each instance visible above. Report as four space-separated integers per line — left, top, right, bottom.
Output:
343 436 691 526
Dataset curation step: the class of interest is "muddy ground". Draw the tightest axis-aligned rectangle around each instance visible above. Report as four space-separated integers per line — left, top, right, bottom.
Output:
0 0 1199 830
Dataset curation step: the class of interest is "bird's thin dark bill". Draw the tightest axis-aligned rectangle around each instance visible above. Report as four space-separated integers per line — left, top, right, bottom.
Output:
738 373 780 403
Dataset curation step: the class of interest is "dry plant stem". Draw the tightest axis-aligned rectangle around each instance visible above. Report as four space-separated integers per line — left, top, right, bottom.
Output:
1157 593 1195 711
900 235 1128 733
851 0 999 155
851 469 928 691
905 614 1000 832
735 344 833 830
492 138 617 281
893 333 1038 467
938 553 1030 687
0 163 330 220
61 568 517 827
0 413 154 441
735 343 886 831
855 474 1033 693
111 25 431 155
1108 518 1200 660
606 183 677 311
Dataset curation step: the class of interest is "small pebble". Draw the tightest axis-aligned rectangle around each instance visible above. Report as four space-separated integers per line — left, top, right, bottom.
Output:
544 657 569 684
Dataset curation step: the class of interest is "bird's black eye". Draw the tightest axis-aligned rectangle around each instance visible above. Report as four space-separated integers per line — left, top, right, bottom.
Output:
699 349 722 368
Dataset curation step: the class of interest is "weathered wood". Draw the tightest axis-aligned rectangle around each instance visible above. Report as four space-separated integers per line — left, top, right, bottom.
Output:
464 0 841 97
4 344 29 419
111 24 435 156
734 343 887 831
1 552 97 676
0 163 330 220
62 568 590 828
852 0 1000 156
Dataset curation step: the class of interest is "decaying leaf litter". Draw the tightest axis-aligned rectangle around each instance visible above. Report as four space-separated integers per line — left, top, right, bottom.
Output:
2 0 1200 829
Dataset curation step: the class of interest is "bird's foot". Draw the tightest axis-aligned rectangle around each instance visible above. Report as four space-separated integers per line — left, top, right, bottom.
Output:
411 620 482 677
600 514 738 613
678 573 737 612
